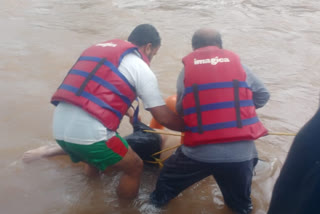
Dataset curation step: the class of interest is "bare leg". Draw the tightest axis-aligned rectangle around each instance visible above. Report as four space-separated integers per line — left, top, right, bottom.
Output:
84 164 100 177
108 147 143 199
22 144 66 163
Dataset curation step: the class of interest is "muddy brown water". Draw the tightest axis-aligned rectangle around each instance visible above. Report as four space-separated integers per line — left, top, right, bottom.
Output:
1 0 320 213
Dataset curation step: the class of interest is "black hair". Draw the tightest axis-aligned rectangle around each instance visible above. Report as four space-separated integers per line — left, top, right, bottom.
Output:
192 31 223 50
128 24 161 48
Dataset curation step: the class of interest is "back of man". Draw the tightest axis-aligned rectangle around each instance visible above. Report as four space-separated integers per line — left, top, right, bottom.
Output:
150 28 270 214
50 24 184 199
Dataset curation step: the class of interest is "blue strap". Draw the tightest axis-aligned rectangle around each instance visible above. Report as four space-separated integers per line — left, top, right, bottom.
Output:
184 100 254 116
185 117 259 133
59 84 122 119
184 81 249 96
192 84 203 134
76 58 106 96
69 69 131 106
118 47 138 67
132 99 140 124
232 80 243 128
78 56 135 92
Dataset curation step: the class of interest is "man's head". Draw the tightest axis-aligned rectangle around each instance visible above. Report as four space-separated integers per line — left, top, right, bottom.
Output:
191 28 223 50
128 24 161 62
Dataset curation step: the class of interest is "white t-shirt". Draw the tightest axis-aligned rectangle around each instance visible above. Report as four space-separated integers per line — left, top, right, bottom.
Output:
53 52 165 145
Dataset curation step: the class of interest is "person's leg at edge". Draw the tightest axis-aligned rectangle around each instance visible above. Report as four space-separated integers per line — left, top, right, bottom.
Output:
150 147 211 207
22 128 167 164
78 138 143 198
110 147 143 199
81 134 144 198
22 144 67 163
213 158 258 214
84 164 100 177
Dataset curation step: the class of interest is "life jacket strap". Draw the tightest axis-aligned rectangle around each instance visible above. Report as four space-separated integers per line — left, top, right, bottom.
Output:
192 84 204 134
76 58 107 96
233 79 243 128
132 98 140 124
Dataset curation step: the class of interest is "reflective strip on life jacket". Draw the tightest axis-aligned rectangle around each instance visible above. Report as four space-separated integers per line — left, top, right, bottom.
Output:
78 56 135 92
183 81 250 96
183 80 256 133
56 54 137 121
183 99 254 115
68 69 131 106
185 116 259 133
59 84 122 119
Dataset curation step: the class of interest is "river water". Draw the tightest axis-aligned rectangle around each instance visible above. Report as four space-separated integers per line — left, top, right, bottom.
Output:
1 0 320 213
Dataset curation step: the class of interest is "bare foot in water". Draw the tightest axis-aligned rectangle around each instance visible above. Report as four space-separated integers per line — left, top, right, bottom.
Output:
22 144 66 163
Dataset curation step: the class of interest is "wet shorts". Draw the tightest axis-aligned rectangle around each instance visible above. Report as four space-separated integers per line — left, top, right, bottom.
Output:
56 133 128 171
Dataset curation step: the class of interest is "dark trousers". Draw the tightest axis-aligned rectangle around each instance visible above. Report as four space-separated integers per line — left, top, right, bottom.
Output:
150 147 257 214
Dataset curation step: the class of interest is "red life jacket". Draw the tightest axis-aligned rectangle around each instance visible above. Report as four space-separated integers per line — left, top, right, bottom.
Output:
182 46 268 146
51 39 149 131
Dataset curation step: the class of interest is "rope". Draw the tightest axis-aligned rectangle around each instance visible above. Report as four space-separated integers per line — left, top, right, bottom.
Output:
143 129 297 167
151 144 181 156
143 129 182 136
143 129 297 137
145 144 181 168
268 132 296 136
145 158 164 168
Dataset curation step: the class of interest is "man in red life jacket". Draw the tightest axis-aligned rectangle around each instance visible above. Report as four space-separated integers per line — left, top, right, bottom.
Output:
150 28 270 214
50 24 184 199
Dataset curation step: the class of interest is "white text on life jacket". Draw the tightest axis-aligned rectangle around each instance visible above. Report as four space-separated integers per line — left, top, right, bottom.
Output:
194 57 230 65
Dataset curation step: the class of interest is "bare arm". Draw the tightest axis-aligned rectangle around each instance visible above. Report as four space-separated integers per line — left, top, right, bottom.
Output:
125 107 134 118
149 105 185 132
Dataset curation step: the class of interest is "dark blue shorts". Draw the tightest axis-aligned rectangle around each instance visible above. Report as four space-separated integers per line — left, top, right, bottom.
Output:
150 147 257 214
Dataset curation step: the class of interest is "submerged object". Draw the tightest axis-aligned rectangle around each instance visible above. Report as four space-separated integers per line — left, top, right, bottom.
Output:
125 121 162 164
